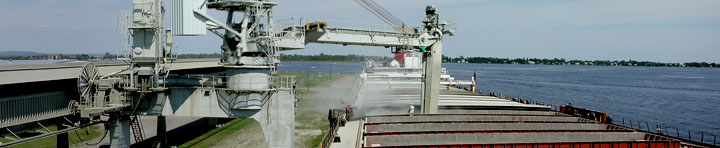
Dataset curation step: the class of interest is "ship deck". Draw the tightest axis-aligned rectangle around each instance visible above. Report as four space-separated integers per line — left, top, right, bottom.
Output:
332 75 683 148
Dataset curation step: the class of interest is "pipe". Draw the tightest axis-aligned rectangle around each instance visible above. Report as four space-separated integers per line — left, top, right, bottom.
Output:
194 9 243 38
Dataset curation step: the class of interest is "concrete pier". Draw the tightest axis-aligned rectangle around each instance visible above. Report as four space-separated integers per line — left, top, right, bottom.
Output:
251 89 295 148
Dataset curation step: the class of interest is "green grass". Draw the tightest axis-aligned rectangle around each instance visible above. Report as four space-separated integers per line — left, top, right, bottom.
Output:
281 72 345 148
173 72 342 148
0 125 104 148
279 72 339 89
178 118 253 148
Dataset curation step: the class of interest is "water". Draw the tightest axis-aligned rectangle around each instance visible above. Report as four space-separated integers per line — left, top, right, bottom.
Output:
281 62 720 141
0 60 61 65
444 63 720 141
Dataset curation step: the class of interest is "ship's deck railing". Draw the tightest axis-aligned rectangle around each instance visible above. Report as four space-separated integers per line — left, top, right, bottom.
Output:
467 87 719 147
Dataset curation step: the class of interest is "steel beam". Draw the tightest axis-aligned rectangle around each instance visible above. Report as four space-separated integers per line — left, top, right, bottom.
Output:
56 124 68 148
156 116 167 148
421 41 442 114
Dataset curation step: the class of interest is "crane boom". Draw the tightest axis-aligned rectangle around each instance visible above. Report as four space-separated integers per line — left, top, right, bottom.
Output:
354 0 409 32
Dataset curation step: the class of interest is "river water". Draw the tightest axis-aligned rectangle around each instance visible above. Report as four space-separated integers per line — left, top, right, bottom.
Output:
0 60 65 65
279 62 720 142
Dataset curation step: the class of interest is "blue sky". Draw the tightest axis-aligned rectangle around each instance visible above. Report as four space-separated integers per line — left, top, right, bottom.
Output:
1 0 718 63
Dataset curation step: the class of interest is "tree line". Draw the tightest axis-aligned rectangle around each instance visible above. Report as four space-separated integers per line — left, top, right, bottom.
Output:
442 56 718 68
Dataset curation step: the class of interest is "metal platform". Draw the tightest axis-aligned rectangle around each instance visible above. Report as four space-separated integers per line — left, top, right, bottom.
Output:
0 59 220 85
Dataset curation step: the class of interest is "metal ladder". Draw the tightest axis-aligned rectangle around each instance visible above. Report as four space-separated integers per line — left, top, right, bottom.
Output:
130 115 144 143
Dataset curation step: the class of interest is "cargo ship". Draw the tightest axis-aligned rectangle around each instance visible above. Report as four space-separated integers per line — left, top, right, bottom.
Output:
320 52 716 148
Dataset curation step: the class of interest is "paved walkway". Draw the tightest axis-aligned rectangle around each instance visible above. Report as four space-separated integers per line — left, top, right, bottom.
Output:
330 120 361 148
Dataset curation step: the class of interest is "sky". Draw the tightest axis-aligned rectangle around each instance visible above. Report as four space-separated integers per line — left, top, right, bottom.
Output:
0 0 719 63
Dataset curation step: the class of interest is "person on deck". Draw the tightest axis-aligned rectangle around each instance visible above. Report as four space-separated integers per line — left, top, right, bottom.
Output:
408 103 415 116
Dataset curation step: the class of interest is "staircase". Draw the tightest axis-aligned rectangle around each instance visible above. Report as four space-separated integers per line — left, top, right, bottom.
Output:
130 115 144 143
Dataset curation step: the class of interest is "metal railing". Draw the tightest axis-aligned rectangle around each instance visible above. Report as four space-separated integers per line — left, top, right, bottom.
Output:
304 18 420 39
274 17 306 39
617 118 718 146
461 86 718 147
319 109 344 148
162 74 295 90
272 75 295 89
1 92 71 128
308 18 399 32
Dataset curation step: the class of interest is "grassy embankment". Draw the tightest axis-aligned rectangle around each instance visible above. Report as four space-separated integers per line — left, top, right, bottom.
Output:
287 72 345 148
176 72 342 148
178 118 255 148
0 125 104 148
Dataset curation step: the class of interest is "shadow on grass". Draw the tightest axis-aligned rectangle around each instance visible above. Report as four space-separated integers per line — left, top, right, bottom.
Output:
178 118 252 148
132 117 233 147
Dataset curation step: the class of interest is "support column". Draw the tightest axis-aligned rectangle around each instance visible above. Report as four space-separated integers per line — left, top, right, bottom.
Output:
208 118 218 127
253 90 295 148
156 116 167 148
109 115 131 148
421 41 442 114
57 124 68 148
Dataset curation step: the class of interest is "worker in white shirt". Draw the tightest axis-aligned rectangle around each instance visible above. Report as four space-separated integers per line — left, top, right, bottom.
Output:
408 103 415 116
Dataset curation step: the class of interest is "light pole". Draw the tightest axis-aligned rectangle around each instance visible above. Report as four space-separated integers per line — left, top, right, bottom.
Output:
331 63 336 79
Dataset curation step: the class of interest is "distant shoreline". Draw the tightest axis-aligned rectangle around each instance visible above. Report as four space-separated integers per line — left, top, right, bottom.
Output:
3 53 717 68
442 57 718 68
440 62 719 68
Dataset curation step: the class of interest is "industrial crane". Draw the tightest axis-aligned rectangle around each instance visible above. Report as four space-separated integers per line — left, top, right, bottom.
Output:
353 0 411 33
70 0 454 147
